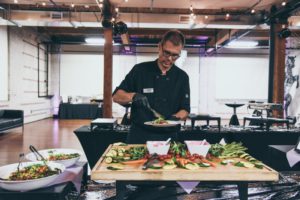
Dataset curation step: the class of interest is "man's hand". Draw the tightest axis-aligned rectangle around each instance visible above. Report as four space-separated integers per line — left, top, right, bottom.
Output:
173 110 189 120
132 93 150 108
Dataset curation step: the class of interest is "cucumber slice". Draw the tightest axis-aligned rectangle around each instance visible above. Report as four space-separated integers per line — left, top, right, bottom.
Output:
105 157 113 164
199 162 210 167
163 164 177 170
220 161 228 165
234 161 245 167
107 164 125 170
254 163 264 169
185 163 200 170
240 153 249 158
243 162 254 168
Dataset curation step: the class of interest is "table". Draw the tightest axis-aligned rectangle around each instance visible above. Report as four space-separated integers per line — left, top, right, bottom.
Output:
225 103 244 126
0 162 88 200
74 126 300 169
188 114 221 132
58 103 102 119
243 116 290 131
91 144 278 200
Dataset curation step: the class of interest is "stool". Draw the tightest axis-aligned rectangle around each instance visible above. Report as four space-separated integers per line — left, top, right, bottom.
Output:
225 103 244 126
189 114 221 132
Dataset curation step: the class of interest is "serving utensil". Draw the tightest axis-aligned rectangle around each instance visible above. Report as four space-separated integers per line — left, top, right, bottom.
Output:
29 145 49 167
165 138 172 145
145 103 164 119
142 153 158 170
17 153 25 173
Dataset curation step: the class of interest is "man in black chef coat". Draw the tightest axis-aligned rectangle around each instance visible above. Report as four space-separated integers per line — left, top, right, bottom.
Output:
113 29 190 144
112 29 189 200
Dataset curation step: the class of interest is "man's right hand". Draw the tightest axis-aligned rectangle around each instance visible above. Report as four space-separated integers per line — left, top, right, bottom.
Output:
132 93 150 108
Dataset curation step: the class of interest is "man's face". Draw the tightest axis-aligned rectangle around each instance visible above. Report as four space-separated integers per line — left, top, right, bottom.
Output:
158 40 182 71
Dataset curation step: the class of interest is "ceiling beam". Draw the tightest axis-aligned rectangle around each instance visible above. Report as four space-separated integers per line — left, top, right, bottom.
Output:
0 3 251 16
207 29 239 47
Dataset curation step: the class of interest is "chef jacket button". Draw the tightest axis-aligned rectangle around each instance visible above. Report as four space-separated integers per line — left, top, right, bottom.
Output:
166 77 170 81
156 75 159 79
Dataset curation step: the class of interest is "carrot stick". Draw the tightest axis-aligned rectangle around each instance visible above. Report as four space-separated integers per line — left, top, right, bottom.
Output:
122 159 147 165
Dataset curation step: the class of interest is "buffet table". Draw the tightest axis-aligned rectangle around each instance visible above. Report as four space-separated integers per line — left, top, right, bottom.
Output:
91 144 278 200
74 125 300 169
58 103 102 119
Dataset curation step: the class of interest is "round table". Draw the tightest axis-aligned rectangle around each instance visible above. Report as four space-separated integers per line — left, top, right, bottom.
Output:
225 103 245 126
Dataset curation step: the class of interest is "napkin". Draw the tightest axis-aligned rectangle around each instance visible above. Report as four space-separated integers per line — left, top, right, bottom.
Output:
47 165 84 192
286 148 300 168
176 181 199 194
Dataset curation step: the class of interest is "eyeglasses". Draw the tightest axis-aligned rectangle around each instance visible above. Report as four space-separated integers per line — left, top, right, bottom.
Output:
161 48 181 60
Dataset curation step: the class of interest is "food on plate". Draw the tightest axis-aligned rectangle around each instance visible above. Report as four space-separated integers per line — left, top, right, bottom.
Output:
48 153 80 161
8 164 61 181
152 117 168 125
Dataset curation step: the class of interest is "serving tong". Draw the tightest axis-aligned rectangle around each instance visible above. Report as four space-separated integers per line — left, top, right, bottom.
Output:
142 153 159 170
29 145 48 166
0 153 25 181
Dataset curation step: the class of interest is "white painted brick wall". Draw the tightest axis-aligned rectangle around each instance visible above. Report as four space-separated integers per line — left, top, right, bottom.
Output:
0 27 55 123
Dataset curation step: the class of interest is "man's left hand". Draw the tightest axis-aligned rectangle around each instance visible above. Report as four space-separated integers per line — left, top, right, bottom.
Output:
173 110 189 120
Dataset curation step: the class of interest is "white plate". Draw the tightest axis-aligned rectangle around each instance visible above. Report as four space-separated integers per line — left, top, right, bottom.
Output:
144 120 180 127
0 161 65 191
25 148 82 168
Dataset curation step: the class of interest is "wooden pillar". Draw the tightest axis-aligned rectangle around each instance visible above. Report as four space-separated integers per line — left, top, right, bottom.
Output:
102 28 113 118
268 22 286 118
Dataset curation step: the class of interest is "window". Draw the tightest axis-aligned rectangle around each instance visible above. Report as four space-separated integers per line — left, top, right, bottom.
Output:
38 43 51 97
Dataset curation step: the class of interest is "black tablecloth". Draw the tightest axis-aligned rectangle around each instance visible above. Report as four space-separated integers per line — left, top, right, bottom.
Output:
74 126 300 168
58 103 102 119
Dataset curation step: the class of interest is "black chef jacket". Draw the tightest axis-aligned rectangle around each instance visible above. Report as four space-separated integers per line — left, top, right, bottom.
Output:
113 60 190 143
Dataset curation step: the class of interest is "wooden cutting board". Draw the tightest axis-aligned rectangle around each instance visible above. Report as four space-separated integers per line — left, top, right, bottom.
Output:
91 144 278 181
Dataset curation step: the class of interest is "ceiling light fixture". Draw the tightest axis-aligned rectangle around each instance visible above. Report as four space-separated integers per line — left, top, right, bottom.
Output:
251 9 255 14
125 0 128 2
226 40 258 48
85 37 105 45
204 15 208 19
71 3 75 8
281 1 286 6
226 13 230 18
14 0 18 3
85 5 89 8
42 2 46 6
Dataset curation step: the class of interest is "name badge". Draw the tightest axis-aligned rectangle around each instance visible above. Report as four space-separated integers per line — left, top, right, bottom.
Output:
143 88 154 93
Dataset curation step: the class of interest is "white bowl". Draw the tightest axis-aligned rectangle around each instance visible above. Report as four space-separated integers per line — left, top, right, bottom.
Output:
185 140 211 156
0 161 65 191
146 141 170 155
25 148 82 168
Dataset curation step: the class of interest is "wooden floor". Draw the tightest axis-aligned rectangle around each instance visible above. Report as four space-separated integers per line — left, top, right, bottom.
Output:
0 118 90 167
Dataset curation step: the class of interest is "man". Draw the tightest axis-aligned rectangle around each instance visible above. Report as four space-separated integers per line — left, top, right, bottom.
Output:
113 29 190 144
